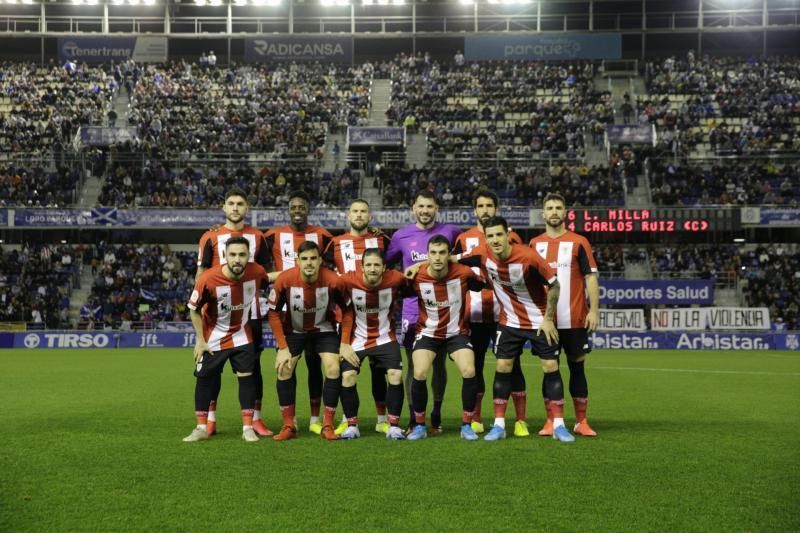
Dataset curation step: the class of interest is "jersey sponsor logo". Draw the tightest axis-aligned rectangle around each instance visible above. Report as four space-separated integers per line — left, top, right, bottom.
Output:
488 272 515 287
292 303 328 313
424 298 459 309
220 301 249 312
410 250 428 262
355 304 386 314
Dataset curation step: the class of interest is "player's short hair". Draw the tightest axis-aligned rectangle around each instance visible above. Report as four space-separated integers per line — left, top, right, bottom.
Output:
472 190 499 209
483 216 509 233
224 188 248 204
362 248 384 263
427 235 451 251
225 236 251 250
350 198 370 209
413 189 438 205
288 190 310 206
543 192 567 208
297 240 320 257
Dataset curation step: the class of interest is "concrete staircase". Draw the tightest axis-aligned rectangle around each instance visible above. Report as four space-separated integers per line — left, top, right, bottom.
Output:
599 75 652 208
68 265 96 327
369 80 392 125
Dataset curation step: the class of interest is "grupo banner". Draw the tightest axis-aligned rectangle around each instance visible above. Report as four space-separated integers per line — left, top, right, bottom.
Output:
245 36 353 63
600 280 714 305
5 208 534 229
58 37 167 63
465 34 622 61
606 125 655 145
5 331 797 351
651 307 770 331
78 127 138 147
598 309 646 331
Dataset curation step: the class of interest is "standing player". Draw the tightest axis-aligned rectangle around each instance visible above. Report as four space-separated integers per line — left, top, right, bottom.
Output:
196 188 273 437
183 237 270 443
267 241 347 441
324 199 393 435
458 216 575 442
406 236 484 441
453 191 529 436
263 190 333 435
530 193 600 437
338 248 408 440
385 190 461 433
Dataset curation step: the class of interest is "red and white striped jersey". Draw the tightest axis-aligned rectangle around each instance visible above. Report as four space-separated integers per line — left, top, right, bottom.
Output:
529 231 598 329
339 270 408 351
267 266 345 349
461 244 557 330
411 263 485 340
263 224 333 272
453 227 522 324
197 226 270 319
197 226 269 269
187 263 269 352
324 233 391 273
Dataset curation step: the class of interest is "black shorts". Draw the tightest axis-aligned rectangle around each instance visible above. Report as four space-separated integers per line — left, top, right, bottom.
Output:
251 319 263 353
412 334 472 355
285 332 340 358
341 342 403 373
470 322 497 356
194 344 256 377
558 328 592 359
494 324 560 360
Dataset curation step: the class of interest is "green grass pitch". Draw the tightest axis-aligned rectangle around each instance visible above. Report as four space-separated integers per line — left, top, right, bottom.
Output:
1 348 798 532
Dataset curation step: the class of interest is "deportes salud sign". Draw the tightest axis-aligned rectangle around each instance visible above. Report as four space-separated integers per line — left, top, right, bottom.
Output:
600 280 713 305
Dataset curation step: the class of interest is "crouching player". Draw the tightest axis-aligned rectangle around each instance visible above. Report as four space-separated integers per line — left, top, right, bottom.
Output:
183 237 271 443
338 248 409 440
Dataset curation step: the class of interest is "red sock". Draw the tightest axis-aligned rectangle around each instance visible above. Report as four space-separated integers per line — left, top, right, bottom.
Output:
549 399 565 419
542 397 552 420
241 409 254 427
310 398 321 418
388 414 400 426
323 405 336 427
347 416 359 426
280 404 295 426
414 410 426 425
375 401 386 416
493 398 508 420
474 392 484 422
511 391 527 421
573 397 588 422
461 410 474 424
195 410 208 426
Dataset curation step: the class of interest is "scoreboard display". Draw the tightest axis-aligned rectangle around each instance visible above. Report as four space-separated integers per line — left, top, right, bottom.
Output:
561 208 739 234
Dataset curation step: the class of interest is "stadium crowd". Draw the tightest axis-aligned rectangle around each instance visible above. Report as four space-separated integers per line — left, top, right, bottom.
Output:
83 243 196 329
740 244 800 331
641 55 800 156
0 243 78 328
384 54 612 160
379 161 624 208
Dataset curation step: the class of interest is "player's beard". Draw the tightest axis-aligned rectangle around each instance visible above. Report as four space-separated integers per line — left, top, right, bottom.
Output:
415 213 434 227
478 214 492 227
546 216 565 229
229 263 245 276
227 213 244 225
350 220 369 233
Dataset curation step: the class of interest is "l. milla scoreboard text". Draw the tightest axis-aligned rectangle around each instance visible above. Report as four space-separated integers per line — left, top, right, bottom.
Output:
563 208 738 233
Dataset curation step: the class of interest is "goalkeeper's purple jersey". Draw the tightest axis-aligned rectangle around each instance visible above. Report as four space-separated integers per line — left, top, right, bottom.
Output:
385 221 462 321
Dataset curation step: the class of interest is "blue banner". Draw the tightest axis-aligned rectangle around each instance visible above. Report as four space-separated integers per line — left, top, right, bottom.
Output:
599 280 714 305
245 37 353 63
347 127 405 147
759 208 800 227
12 209 229 228
590 331 794 351
0 209 7 226
606 125 655 145
5 331 797 351
78 127 138 147
58 37 167 63
465 34 622 61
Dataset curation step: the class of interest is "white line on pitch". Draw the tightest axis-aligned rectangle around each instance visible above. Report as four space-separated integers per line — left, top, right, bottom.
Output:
590 365 800 376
